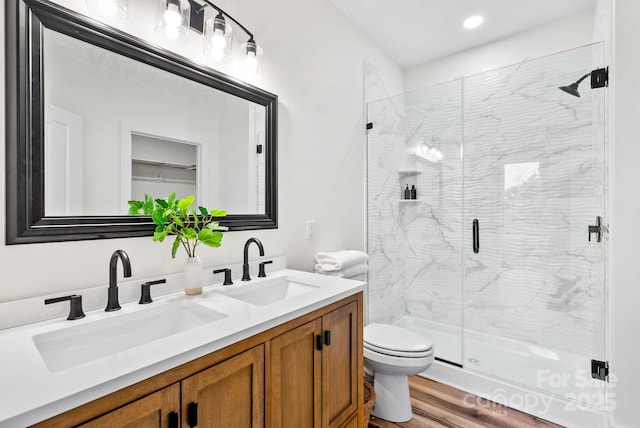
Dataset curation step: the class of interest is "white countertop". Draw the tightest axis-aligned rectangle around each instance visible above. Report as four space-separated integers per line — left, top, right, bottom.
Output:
0 269 365 427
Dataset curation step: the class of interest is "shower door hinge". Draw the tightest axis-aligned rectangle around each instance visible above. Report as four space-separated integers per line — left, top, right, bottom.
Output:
366 122 373 130
590 67 609 89
591 359 609 382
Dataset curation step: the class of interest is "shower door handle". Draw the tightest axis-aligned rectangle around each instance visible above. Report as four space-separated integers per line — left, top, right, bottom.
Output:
472 219 479 254
588 216 603 242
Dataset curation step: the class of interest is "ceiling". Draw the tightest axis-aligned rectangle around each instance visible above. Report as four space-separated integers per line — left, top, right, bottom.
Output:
328 0 596 68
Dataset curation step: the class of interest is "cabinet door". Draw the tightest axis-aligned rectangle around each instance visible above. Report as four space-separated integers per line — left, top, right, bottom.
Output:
322 302 359 428
77 383 180 428
182 345 264 428
267 318 323 428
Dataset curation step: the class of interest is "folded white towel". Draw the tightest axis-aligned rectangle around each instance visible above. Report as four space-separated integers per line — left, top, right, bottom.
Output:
315 263 368 278
315 250 369 271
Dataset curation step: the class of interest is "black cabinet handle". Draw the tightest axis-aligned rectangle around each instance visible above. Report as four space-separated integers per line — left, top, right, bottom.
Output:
472 219 480 254
168 411 179 428
316 334 323 351
187 402 198 427
324 330 331 346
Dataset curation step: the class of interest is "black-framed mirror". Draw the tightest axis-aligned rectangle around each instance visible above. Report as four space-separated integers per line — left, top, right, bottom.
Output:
5 0 278 244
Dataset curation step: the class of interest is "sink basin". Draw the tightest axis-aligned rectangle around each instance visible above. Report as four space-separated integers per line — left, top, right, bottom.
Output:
33 301 226 372
214 277 320 306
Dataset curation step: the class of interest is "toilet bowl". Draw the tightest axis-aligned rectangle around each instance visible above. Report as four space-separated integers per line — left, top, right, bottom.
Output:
364 323 434 422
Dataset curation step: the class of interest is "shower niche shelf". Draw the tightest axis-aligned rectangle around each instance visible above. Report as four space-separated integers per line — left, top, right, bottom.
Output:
398 170 421 201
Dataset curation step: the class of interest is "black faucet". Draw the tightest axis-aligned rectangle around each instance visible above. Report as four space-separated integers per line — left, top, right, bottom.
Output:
242 238 264 281
106 249 132 311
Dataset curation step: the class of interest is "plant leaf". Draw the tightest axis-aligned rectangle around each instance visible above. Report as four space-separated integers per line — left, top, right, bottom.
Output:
155 198 168 209
207 221 229 231
143 194 154 215
151 210 165 227
210 209 227 217
198 206 208 216
198 229 223 247
153 229 168 242
183 228 197 240
192 210 199 230
167 191 176 207
127 200 143 215
177 195 195 210
171 236 181 258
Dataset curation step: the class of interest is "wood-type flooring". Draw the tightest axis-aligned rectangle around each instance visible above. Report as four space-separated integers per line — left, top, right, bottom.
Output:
368 376 564 428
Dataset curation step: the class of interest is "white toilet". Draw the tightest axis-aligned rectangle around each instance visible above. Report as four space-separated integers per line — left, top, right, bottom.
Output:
364 323 434 422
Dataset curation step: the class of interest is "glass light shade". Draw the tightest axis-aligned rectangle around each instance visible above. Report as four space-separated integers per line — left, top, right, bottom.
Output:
203 17 233 62
154 0 190 42
239 40 263 80
86 0 128 19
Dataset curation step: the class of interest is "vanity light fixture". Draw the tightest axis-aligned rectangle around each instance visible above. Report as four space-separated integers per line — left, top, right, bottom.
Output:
85 0 128 19
155 0 191 42
191 0 263 77
204 12 233 62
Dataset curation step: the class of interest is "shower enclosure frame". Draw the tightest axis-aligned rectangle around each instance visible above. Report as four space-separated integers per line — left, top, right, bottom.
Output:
365 42 609 427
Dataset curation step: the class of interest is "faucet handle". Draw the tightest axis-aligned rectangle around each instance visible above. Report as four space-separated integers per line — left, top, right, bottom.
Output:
258 260 273 278
213 268 233 285
45 294 86 320
139 279 167 304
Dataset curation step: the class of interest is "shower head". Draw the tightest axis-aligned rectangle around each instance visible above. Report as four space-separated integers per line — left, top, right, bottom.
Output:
558 72 592 97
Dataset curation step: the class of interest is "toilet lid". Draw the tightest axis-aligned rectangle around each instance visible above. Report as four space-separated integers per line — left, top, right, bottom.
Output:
364 323 433 354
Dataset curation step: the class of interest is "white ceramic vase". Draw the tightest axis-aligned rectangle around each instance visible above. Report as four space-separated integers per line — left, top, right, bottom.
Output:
183 256 203 295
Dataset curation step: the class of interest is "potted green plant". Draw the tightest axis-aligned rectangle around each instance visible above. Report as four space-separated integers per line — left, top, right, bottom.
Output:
128 192 228 295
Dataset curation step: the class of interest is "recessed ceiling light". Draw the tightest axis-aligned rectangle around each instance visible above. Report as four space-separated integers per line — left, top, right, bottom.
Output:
463 15 484 29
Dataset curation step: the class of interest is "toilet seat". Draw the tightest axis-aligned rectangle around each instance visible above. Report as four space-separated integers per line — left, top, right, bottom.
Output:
364 323 433 358
365 342 433 358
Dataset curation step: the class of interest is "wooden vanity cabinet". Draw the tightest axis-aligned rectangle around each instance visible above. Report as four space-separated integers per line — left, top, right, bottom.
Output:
76 346 263 428
32 293 363 428
267 301 359 428
182 345 264 427
76 383 180 428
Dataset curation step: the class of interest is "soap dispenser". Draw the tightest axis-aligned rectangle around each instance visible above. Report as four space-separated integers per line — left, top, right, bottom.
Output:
404 184 410 199
410 185 417 200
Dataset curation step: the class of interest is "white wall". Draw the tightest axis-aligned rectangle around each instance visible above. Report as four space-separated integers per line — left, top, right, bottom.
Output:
0 0 403 303
405 9 595 90
610 0 640 425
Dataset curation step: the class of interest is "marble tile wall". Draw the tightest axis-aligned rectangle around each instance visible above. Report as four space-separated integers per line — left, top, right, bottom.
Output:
366 43 606 359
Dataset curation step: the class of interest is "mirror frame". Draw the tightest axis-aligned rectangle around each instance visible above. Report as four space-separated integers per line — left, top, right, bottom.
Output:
5 0 278 244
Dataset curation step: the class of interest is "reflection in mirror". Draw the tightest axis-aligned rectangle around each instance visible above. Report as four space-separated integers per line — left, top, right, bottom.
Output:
130 135 200 209
43 28 266 216
6 0 277 244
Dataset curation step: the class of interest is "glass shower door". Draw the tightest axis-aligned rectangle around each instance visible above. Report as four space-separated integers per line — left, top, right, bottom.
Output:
462 43 607 403
366 81 464 366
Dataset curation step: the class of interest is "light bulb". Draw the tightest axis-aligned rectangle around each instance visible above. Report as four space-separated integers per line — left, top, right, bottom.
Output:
98 0 118 16
165 25 180 40
244 53 258 72
463 15 484 29
164 3 181 27
211 29 227 50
